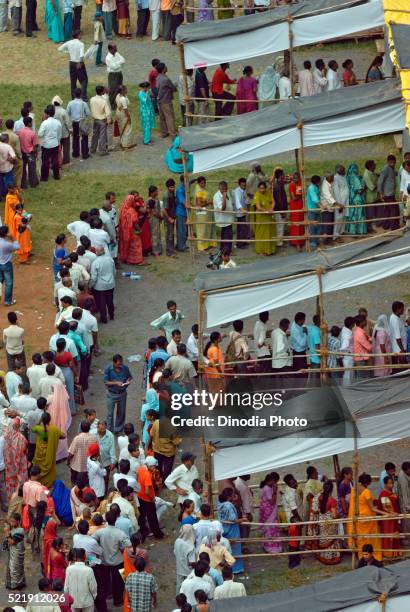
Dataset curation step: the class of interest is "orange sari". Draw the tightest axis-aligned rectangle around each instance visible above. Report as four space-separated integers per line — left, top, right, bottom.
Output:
14 213 32 262
118 195 144 265
123 546 150 612
4 193 21 238
378 489 402 558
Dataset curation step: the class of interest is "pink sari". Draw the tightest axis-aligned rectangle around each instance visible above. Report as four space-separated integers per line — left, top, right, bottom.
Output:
47 385 71 461
4 418 28 499
236 76 258 114
259 484 282 553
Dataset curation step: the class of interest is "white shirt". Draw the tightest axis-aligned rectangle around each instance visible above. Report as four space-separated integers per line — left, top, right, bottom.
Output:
253 319 270 358
233 476 254 515
79 309 99 348
193 519 223 550
312 68 327 94
279 76 291 99
389 313 406 353
187 490 202 514
27 364 46 398
165 463 199 503
105 52 125 73
0 436 5 471
67 220 90 244
340 326 353 353
40 362 65 384
39 375 64 398
232 186 249 218
64 562 97 608
113 472 140 493
58 39 85 63
213 191 234 228
214 580 247 599
271 328 292 369
49 332 79 358
326 68 341 91
186 333 198 361
87 457 106 498
320 179 336 211
38 117 62 149
118 446 145 474
167 338 178 356
298 68 314 97
89 228 111 254
400 168 410 196
5 371 22 401
10 394 37 417
180 576 211 606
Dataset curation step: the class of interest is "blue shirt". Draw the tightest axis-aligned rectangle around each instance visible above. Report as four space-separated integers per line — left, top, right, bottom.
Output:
148 348 169 370
97 429 116 466
308 324 321 364
290 321 307 352
53 246 68 279
209 567 223 587
0 238 19 265
115 516 134 538
104 364 133 394
306 183 320 211
67 98 90 123
176 184 187 218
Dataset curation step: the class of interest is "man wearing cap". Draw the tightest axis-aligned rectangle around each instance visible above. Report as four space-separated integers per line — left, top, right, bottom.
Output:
164 452 199 504
137 456 164 540
52 95 71 165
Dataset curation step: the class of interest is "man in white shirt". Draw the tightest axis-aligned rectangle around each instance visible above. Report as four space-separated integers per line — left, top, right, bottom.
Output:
279 71 292 99
99 192 118 259
164 452 199 504
282 473 301 522
298 60 314 97
5 362 25 401
390 300 407 366
180 562 212 606
333 164 349 240
213 181 234 255
313 59 327 94
400 159 410 199
73 305 99 354
38 105 62 182
113 459 140 493
186 324 199 370
89 219 111 255
193 504 223 550
232 177 250 248
271 318 292 374
64 548 97 611
320 172 337 244
326 60 342 91
38 363 64 398
105 44 125 108
10 381 37 418
67 212 90 245
58 31 88 100
187 479 203 515
340 316 355 386
214 565 247 600
253 311 270 372
49 322 79 358
41 351 66 384
167 329 181 356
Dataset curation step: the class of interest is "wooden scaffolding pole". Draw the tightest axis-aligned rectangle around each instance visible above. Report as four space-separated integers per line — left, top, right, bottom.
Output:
287 12 300 174
351 418 359 569
201 437 214 514
316 268 328 385
182 152 195 259
297 121 310 253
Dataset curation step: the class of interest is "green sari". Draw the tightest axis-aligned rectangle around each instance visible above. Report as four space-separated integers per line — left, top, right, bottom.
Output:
32 424 64 488
253 190 276 255
217 0 234 19
346 164 367 235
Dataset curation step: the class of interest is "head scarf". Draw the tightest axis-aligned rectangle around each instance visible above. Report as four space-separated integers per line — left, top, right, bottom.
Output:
145 388 159 411
257 66 279 101
43 519 58 579
119 195 139 243
4 417 26 457
178 524 195 545
47 384 71 433
87 442 100 457
52 480 73 526
203 528 219 548
52 95 63 106
335 164 344 175
145 456 158 467
373 314 390 338
347 163 359 179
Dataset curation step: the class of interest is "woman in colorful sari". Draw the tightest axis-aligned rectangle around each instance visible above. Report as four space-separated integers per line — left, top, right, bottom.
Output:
203 332 225 396
259 472 282 553
165 136 193 174
14 206 32 263
117 0 131 37
217 0 234 19
378 476 401 558
5 512 26 590
140 388 159 448
317 481 341 564
32 412 65 488
257 66 279 103
345 163 367 235
252 181 276 255
47 383 72 461
130 191 152 255
4 418 28 499
372 314 392 377
4 186 22 234
198 0 214 21
118 195 144 265
288 171 304 250
115 86 136 149
347 472 387 561
236 66 258 114
303 466 323 550
53 338 77 416
217 487 245 574
51 479 74 526
138 82 156 145
45 0 65 43
194 176 217 251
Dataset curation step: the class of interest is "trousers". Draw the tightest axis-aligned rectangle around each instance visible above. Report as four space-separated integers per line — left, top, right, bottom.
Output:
176 215 187 251
213 91 235 117
106 391 127 433
40 146 60 181
93 288 114 323
137 8 150 35
0 261 14 304
158 102 176 137
150 8 160 39
90 119 108 154
138 497 164 538
165 218 176 255
69 61 88 100
72 121 89 159
21 152 39 188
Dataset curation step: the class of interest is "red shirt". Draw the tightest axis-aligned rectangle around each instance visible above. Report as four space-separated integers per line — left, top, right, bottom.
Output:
54 351 73 367
211 67 235 95
18 126 39 154
148 68 158 89
288 524 300 548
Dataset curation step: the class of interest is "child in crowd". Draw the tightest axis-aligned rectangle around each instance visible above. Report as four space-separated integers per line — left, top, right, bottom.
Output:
219 248 236 269
148 58 160 114
14 204 32 263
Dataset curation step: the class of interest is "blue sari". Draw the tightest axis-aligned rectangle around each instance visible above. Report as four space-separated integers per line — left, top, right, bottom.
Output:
138 90 156 145
217 500 244 573
45 0 65 43
52 479 73 525
165 136 193 174
140 388 159 447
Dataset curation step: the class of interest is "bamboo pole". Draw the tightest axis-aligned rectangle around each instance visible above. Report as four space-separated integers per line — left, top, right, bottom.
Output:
316 267 328 385
221 512 410 528
182 151 195 259
352 418 359 569
297 121 310 253
201 437 214 514
178 42 190 127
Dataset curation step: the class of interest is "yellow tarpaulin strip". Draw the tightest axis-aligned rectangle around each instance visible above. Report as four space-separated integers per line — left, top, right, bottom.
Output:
383 0 410 129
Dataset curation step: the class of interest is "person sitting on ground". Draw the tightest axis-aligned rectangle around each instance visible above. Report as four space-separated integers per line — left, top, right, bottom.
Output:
357 543 383 568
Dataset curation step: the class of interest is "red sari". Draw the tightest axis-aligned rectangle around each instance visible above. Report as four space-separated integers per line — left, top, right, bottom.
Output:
43 519 58 578
378 489 401 558
118 195 144 265
289 181 305 248
134 196 152 254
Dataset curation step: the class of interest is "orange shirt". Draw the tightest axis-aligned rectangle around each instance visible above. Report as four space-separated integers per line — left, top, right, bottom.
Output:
352 326 372 362
204 345 224 378
137 466 155 502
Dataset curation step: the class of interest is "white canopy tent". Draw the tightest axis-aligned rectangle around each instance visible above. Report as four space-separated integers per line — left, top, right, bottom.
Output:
176 0 384 69
179 80 404 173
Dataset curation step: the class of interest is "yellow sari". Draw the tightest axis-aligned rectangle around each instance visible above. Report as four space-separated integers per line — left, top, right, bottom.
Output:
252 191 276 255
194 184 217 251
32 425 64 488
347 486 382 560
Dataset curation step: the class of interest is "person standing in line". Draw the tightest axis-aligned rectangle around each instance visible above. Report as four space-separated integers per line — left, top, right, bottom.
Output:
104 353 132 434
136 0 150 36
105 44 125 109
0 226 21 307
272 168 288 247
298 60 314 97
90 85 112 156
3 311 25 370
94 11 105 67
2 121 23 189
63 547 97 611
352 314 372 379
326 60 341 90
211 63 236 118
67 421 98 484
163 178 177 256
290 311 308 374
25 0 38 38
160 0 172 40
319 172 336 244
58 30 88 101
0 134 17 199
271 318 292 382
38 105 62 182
278 69 291 99
102 0 117 39
90 247 116 324
18 116 39 188
232 177 250 249
170 0 183 44
195 66 210 123
61 0 74 41
52 96 70 165
213 181 234 254
253 312 270 373
340 316 355 386
312 59 327 94
389 300 407 367
178 68 194 127
73 0 85 31
149 0 160 40
175 175 187 252
137 456 165 540
377 154 398 230
99 191 118 259
156 62 177 139
66 88 90 160
333 164 349 241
